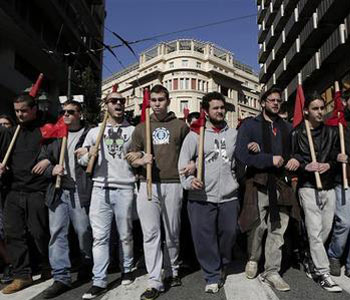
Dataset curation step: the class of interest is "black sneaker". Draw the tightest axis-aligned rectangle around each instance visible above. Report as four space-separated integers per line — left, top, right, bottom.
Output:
329 258 341 276
318 274 342 292
82 285 107 299
43 281 71 299
1 264 13 284
140 288 160 300
165 276 182 287
121 271 135 285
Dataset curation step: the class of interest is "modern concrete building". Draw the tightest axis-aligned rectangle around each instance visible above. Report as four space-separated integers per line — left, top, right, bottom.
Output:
257 0 350 109
0 0 105 116
102 39 261 128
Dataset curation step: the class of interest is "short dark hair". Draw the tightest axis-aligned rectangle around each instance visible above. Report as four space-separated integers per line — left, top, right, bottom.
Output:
304 91 325 109
63 100 82 112
0 114 15 127
202 92 226 111
260 87 282 103
13 94 37 108
150 85 169 100
187 112 200 124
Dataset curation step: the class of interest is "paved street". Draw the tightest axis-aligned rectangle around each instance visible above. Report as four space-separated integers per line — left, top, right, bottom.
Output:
1 259 350 300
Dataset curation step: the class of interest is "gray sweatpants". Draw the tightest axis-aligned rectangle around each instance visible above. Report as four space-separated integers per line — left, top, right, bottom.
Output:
137 182 183 290
298 187 336 275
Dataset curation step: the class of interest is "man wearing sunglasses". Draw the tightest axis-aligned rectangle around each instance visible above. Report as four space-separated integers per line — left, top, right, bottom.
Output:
235 87 300 292
77 91 136 299
39 100 93 298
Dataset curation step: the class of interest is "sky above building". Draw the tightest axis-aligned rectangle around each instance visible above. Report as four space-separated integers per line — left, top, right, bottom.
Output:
102 0 258 79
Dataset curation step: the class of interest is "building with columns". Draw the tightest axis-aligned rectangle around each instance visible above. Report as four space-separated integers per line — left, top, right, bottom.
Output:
102 39 261 128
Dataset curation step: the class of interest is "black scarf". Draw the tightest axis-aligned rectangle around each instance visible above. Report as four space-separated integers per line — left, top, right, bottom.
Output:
261 116 290 231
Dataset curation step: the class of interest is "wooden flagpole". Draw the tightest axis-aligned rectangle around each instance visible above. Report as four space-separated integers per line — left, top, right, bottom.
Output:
1 125 20 167
145 105 152 200
197 125 205 181
55 136 67 188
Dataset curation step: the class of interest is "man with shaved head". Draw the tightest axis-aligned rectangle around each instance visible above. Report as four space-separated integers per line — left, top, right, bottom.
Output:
77 91 137 299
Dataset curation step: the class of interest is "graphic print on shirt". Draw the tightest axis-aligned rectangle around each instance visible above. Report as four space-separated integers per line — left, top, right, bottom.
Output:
206 138 229 163
104 127 129 158
152 127 170 145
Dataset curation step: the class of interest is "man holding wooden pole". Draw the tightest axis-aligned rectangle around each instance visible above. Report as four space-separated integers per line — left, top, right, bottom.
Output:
0 94 51 294
292 92 342 292
128 85 189 300
77 91 136 300
328 88 350 278
178 92 239 294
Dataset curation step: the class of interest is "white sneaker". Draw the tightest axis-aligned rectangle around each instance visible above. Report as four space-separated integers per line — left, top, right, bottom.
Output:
258 273 290 292
205 283 219 294
318 274 342 293
245 261 258 279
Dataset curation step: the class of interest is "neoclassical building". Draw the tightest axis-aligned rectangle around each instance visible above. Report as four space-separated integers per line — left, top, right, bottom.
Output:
102 39 261 128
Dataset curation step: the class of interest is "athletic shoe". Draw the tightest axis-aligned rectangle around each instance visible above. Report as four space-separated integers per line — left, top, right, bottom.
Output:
245 261 258 279
318 274 342 292
121 272 135 285
43 281 71 299
258 273 290 292
329 258 341 277
205 283 219 294
82 285 107 299
1 264 13 284
140 288 160 300
164 276 182 287
2 277 33 294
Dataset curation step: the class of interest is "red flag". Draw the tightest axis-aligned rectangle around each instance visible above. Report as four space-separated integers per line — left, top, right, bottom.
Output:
141 88 151 123
29 73 44 98
325 91 347 127
292 84 305 128
190 109 206 134
40 116 68 139
183 107 190 120
112 84 118 92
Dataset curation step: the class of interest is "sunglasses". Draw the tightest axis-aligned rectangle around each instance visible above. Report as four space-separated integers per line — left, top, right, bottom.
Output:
107 98 126 105
60 109 78 115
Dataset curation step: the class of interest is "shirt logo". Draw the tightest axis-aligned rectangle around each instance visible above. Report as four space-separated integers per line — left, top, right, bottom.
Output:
104 127 129 158
152 127 170 145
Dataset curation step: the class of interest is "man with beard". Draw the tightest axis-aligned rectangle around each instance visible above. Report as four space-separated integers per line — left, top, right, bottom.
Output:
235 87 300 292
40 100 93 298
328 89 350 278
0 94 51 294
128 84 189 300
292 92 342 292
178 92 239 294
78 92 136 299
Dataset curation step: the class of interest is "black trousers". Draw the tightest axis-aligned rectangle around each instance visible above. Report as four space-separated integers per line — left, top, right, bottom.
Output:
4 190 50 278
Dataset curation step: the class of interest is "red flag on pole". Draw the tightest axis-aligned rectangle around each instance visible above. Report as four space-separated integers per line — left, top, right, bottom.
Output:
190 109 206 134
141 88 151 123
183 107 190 120
325 91 347 127
292 84 305 128
29 73 44 98
40 117 68 139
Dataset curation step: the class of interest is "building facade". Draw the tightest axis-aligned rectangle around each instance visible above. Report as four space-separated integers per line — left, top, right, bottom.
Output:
102 39 261 128
0 0 105 116
257 0 350 109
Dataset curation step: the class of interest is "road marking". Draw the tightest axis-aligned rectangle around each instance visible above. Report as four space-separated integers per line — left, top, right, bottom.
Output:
0 275 53 300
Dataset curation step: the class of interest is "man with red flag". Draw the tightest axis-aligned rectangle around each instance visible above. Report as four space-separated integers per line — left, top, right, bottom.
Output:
327 88 350 278
292 91 342 292
78 90 137 300
0 93 51 294
178 92 239 294
235 87 300 292
128 84 188 300
38 100 93 298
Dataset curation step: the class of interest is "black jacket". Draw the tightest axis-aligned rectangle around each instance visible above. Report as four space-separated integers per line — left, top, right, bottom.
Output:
292 122 339 190
41 125 93 210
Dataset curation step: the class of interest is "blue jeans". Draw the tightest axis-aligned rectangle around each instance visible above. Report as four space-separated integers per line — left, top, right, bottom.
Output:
328 185 350 270
49 189 92 285
89 186 134 288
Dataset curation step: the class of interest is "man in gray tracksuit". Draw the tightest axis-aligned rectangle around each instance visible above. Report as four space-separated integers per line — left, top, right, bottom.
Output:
178 92 239 294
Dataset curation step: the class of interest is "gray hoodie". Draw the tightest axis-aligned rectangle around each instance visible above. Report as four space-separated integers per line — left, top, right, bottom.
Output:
178 123 239 203
78 120 135 189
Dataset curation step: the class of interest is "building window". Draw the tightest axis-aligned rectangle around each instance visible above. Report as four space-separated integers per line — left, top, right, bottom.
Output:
182 60 188 67
173 78 178 90
185 78 189 89
191 78 196 90
196 62 201 68
169 61 174 68
180 78 184 90
180 100 189 112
